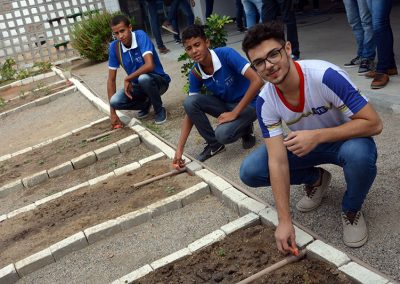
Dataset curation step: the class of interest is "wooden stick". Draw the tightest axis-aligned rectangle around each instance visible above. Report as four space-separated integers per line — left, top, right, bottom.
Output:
236 250 306 284
133 167 186 188
85 129 120 142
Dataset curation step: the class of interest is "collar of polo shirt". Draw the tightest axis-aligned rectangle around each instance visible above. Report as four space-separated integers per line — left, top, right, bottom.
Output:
197 49 222 79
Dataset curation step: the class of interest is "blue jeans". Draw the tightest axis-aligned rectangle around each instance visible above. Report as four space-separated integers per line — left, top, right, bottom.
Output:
110 73 169 114
143 0 166 49
263 0 300 58
240 137 377 212
241 0 264 28
167 0 194 40
236 0 247 28
365 0 397 72
343 0 375 60
183 95 257 147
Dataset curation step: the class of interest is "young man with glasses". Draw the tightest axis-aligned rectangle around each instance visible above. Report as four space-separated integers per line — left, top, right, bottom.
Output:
172 24 263 165
240 22 382 253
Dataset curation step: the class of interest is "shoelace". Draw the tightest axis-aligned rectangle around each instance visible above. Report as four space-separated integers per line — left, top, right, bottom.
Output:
304 184 318 198
343 211 360 225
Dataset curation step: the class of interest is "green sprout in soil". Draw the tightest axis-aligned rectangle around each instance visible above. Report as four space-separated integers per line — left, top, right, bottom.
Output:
79 140 88 148
216 247 226 257
0 97 5 108
108 159 118 170
165 186 175 195
142 121 170 139
38 159 45 165
97 135 111 143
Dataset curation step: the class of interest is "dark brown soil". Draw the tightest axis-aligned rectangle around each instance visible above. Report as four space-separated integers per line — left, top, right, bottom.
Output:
0 159 202 267
0 144 154 215
137 225 354 284
0 120 134 186
0 80 73 113
0 76 58 101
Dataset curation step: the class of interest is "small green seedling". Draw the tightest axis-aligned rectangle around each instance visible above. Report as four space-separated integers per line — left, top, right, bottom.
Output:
97 135 111 143
216 247 226 257
38 159 44 165
165 186 175 195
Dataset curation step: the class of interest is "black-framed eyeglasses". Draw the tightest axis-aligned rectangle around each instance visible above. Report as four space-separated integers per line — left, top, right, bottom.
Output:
251 45 285 72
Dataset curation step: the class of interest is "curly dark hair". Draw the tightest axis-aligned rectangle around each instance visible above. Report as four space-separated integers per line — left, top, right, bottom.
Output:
182 24 207 43
110 14 130 27
242 22 286 59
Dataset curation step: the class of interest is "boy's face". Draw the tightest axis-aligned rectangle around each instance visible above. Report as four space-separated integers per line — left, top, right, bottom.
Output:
247 38 292 85
112 22 132 47
183 36 210 63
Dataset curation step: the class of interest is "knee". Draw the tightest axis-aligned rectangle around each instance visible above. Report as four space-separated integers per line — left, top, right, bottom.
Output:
240 158 259 187
137 74 152 87
340 138 377 167
109 90 123 109
214 126 233 144
183 95 199 113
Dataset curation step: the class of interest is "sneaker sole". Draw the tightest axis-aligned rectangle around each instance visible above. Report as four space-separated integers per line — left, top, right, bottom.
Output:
161 25 178 35
137 114 149 119
344 232 368 248
154 112 167 125
343 65 359 68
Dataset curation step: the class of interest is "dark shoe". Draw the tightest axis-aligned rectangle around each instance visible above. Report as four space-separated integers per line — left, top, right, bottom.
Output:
237 27 247 32
242 134 256 149
154 107 167 124
137 102 151 119
358 58 374 74
344 56 361 68
365 68 398 78
161 22 178 35
158 46 170 54
174 38 182 44
197 143 225 162
371 73 389 89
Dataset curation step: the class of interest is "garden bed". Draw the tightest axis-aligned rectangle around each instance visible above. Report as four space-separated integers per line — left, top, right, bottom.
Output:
0 76 58 101
137 225 354 284
0 159 202 268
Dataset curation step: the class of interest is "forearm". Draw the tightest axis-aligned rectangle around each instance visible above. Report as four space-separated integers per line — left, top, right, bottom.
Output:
176 115 193 153
124 63 155 83
107 79 117 115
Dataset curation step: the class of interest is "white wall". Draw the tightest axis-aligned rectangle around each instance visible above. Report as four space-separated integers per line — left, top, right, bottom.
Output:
192 0 236 23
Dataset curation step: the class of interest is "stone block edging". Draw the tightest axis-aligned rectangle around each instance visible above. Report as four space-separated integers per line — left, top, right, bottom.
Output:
0 71 57 92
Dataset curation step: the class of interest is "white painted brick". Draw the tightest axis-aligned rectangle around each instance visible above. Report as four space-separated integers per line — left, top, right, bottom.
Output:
221 187 248 214
15 248 55 276
238 197 267 216
43 71 56 78
116 208 152 231
71 124 91 134
116 112 131 125
88 172 115 186
84 220 121 244
113 264 153 284
47 161 74 178
195 169 217 183
0 154 11 162
94 143 120 160
139 131 175 158
34 96 52 106
185 161 203 175
52 131 72 142
259 207 279 226
147 195 183 218
0 214 6 223
339 262 389 284
175 182 210 206
10 80 22 87
90 116 109 126
0 264 19 284
22 170 49 188
188 230 226 253
207 176 233 200
150 248 191 270
7 204 37 219
0 180 24 198
306 240 351 267
138 152 165 166
31 139 53 149
49 232 88 261
221 213 260 235
116 134 140 152
21 77 34 85
10 147 32 157
71 151 97 169
293 226 314 248
61 182 89 195
114 162 140 176
128 117 140 127
131 124 146 133
34 192 65 207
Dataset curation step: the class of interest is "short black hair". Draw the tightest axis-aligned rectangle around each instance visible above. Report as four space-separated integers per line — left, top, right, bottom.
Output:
110 14 130 27
182 24 207 43
242 22 286 59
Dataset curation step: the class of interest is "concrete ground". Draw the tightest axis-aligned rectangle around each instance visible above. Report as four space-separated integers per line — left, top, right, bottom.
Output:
67 1 400 281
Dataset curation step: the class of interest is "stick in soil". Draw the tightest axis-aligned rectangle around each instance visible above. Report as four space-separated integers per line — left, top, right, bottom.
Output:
236 249 307 284
133 167 187 188
84 129 120 142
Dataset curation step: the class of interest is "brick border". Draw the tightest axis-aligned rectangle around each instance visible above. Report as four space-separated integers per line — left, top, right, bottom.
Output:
0 71 58 93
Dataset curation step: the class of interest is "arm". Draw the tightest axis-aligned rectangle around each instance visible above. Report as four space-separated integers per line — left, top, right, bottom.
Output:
284 103 383 157
123 53 156 97
218 66 263 124
107 68 122 127
173 114 194 169
265 135 297 253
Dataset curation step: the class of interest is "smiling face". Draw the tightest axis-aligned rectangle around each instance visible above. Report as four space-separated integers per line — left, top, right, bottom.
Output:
247 38 292 85
183 36 211 64
111 21 132 47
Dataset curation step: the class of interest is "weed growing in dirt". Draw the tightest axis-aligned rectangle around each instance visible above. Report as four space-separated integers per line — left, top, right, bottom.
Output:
216 247 226 257
97 135 111 143
57 139 73 153
37 159 45 165
0 97 5 108
165 186 176 195
142 121 170 139
108 159 118 170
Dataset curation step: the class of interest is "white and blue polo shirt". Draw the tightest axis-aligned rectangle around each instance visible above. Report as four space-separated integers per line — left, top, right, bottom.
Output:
108 30 170 84
188 47 256 107
257 60 368 138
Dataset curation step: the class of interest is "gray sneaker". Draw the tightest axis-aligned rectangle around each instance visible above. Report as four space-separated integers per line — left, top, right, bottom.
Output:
358 58 374 74
344 56 361 68
296 168 332 212
342 211 368 248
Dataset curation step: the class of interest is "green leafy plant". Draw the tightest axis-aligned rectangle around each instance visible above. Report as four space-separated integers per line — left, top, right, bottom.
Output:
0 58 17 82
216 247 226 257
178 14 233 93
165 186 176 195
32 61 52 73
16 69 30 80
0 97 6 108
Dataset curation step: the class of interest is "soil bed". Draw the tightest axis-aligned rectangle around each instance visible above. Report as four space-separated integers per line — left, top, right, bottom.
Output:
0 144 154 215
0 76 58 101
0 159 202 267
0 80 72 113
137 225 354 284
0 120 133 186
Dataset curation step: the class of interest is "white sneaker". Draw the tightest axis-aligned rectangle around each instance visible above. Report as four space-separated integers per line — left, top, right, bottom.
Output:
296 168 332 212
342 211 368 248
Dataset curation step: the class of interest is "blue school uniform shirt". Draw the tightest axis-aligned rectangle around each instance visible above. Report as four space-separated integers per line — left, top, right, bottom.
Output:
108 30 170 84
188 47 256 107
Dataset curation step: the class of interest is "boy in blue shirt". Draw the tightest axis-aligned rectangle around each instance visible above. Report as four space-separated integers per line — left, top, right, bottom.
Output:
173 24 263 165
107 15 170 127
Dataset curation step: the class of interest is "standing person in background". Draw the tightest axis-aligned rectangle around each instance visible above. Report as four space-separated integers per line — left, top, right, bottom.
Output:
342 0 375 75
162 0 195 44
142 0 170 54
263 0 301 60
241 0 265 28
205 0 215 18
236 0 247 32
365 0 398 89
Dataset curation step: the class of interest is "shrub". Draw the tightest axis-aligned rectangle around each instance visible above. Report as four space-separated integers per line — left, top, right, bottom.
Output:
0 58 17 82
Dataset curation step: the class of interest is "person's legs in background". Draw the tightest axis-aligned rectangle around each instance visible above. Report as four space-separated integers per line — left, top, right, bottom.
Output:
277 0 300 59
205 0 214 18
145 0 170 54
235 0 247 31
242 0 259 28
343 0 364 68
